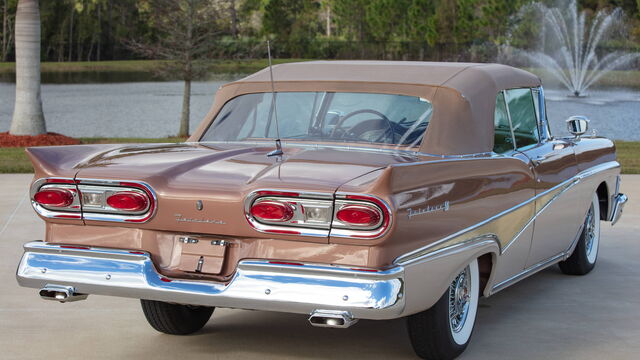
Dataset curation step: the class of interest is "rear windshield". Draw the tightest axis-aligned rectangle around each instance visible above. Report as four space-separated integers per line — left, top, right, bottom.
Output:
200 92 433 148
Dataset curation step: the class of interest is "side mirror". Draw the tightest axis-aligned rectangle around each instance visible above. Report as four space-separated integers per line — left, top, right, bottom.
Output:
566 116 590 137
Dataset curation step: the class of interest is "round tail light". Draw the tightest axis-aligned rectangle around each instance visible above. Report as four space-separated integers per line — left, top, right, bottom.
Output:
250 201 294 222
34 189 74 207
336 205 381 227
106 192 149 212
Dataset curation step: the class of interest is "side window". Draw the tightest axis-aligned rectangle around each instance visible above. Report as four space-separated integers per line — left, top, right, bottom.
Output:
505 88 540 150
493 91 514 154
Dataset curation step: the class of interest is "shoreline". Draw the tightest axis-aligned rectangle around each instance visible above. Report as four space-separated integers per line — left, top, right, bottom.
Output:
0 60 638 89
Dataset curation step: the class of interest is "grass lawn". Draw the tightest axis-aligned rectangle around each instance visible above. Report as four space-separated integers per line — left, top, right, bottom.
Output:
0 137 184 173
1 139 638 174
614 141 640 174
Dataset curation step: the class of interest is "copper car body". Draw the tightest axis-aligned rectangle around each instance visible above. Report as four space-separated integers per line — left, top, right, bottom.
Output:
16 62 626 334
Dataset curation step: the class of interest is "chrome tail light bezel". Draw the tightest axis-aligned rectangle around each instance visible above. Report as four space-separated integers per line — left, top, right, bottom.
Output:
245 190 392 239
30 178 157 223
244 190 335 237
330 194 392 239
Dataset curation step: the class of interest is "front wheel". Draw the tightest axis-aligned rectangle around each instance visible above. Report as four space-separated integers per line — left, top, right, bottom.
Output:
407 259 480 360
141 299 214 335
559 192 601 275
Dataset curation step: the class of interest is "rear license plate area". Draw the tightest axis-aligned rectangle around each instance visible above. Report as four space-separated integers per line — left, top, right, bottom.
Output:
177 237 228 275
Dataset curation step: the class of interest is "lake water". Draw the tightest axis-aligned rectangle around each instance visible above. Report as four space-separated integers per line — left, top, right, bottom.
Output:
0 79 639 140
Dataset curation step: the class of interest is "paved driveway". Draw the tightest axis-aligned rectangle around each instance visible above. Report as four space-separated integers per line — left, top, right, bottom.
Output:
1 174 638 359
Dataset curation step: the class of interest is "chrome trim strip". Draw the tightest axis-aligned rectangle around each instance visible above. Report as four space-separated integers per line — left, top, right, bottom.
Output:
490 252 565 294
198 140 496 159
17 242 405 320
408 235 500 265
393 161 620 265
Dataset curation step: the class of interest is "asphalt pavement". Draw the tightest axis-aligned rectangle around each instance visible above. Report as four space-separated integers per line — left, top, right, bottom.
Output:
1 173 638 359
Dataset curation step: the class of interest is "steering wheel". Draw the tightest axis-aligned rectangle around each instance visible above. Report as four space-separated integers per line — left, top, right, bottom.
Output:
330 109 395 143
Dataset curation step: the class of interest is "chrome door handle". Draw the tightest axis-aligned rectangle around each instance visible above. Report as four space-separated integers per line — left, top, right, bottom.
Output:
531 155 550 166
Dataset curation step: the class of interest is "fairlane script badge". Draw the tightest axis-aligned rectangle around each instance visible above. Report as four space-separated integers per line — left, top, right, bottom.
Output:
174 214 226 225
407 201 450 219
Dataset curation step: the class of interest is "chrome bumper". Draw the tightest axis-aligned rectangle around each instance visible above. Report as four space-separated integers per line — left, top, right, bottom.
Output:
609 193 628 225
16 242 405 320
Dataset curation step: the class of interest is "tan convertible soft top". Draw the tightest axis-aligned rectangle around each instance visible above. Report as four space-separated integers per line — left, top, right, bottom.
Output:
191 61 541 155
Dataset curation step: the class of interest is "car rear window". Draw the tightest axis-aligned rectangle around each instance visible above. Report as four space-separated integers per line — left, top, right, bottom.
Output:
200 92 433 148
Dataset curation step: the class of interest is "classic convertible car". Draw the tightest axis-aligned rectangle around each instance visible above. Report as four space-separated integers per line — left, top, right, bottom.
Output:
17 61 627 359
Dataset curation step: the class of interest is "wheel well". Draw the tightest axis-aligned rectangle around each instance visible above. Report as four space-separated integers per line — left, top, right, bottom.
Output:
477 253 493 296
596 182 609 220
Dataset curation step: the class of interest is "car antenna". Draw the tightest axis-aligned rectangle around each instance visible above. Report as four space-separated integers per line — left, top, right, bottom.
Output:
266 40 283 157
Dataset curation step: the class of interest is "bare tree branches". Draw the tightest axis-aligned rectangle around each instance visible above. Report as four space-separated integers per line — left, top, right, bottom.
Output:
126 0 221 137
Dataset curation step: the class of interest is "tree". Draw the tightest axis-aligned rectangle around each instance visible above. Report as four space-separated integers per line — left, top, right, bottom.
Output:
263 0 320 56
365 0 411 41
10 0 45 136
128 0 218 137
332 0 369 41
1 0 17 61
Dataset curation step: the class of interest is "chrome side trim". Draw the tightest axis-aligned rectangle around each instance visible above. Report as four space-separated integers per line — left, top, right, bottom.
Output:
490 252 565 294
17 242 405 320
609 193 628 225
393 161 620 265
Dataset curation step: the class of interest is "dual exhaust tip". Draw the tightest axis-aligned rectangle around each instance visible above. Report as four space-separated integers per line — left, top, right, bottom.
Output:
38 285 358 329
308 310 358 329
39 285 88 303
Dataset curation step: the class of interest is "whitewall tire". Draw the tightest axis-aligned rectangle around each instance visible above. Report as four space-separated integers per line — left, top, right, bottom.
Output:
407 259 480 359
559 192 601 275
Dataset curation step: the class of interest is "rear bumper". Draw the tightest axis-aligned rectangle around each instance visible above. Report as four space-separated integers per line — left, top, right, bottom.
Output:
608 193 627 225
16 242 405 320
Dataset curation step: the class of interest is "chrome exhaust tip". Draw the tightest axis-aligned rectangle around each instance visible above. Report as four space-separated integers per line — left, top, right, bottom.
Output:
39 285 88 303
308 310 358 329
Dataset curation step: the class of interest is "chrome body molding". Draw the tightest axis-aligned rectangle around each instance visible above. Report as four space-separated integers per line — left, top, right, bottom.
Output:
16 242 405 320
393 161 621 265
490 252 565 294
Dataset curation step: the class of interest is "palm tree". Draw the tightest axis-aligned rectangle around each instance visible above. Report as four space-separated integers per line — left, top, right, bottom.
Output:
10 0 45 135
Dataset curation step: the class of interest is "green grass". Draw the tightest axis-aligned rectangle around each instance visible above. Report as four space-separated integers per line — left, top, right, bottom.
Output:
0 137 185 174
0 59 308 75
1 138 639 174
615 141 640 174
0 147 34 173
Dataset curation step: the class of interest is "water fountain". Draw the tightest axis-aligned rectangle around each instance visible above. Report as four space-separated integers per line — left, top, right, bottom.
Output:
516 0 639 97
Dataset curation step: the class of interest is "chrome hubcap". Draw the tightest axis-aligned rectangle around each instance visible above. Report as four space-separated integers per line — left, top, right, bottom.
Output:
585 204 596 257
449 266 471 333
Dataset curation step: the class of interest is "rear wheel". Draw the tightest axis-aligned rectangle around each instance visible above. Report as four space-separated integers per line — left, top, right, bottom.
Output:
140 299 214 335
407 259 479 360
559 192 600 275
